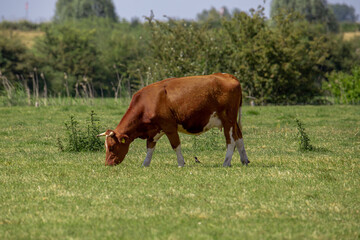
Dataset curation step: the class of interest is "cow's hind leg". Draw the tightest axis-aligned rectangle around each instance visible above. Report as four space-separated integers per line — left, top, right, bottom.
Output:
234 123 249 165
165 131 185 167
223 126 236 167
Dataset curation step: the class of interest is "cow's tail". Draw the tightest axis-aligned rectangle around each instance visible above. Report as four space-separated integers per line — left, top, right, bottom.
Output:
238 95 242 131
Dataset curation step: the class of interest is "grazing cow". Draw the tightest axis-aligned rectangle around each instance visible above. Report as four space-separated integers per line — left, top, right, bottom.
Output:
97 73 249 167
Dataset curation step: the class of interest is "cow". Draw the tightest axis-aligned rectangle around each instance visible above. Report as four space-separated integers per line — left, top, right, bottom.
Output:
97 73 249 167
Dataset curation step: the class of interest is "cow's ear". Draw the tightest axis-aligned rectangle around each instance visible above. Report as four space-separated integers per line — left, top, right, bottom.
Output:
118 134 129 144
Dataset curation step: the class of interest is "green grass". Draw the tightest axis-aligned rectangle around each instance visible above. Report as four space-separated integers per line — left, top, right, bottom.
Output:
0 100 359 239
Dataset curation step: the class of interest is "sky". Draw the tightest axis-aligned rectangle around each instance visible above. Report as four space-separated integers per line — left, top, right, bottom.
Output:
0 0 359 23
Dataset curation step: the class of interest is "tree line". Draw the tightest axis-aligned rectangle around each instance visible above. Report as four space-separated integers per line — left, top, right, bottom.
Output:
0 0 359 105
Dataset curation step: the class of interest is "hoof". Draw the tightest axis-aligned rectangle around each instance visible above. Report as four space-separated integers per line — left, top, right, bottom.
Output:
241 159 250 166
178 161 185 167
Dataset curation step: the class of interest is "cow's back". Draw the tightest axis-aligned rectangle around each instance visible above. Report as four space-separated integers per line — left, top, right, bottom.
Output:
150 73 241 134
165 73 240 109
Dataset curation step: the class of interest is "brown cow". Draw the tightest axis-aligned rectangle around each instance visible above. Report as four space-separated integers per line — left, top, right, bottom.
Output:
97 73 249 167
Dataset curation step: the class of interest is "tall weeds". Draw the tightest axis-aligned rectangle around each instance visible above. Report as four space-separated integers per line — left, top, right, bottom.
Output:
57 111 103 152
295 118 314 151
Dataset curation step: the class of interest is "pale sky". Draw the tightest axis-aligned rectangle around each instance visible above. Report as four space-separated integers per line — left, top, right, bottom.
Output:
0 0 359 22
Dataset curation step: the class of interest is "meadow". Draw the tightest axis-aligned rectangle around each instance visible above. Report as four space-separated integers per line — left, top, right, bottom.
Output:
0 100 359 239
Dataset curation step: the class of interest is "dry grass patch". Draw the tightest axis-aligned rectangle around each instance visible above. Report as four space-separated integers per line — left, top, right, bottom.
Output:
343 31 360 41
0 29 44 48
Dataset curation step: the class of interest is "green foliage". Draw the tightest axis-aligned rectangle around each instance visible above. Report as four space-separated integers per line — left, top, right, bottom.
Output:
101 20 147 95
33 23 101 95
270 0 339 32
54 0 118 22
326 35 360 73
324 67 360 104
0 20 47 31
329 3 358 22
146 7 331 104
145 18 227 82
295 118 314 151
2 5 360 105
35 24 98 77
57 110 103 152
29 18 148 97
196 6 234 28
0 33 28 79
225 9 331 103
339 22 360 32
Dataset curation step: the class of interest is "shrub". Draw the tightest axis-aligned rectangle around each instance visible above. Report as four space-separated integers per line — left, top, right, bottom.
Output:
0 33 29 80
324 67 360 104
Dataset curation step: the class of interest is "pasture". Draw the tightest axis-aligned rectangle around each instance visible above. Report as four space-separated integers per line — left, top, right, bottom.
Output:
0 100 359 239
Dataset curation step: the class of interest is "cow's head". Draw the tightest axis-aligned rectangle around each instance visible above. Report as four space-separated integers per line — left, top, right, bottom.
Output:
97 129 130 166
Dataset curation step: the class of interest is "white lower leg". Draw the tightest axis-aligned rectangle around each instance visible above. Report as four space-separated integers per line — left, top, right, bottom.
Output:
235 138 249 165
223 127 235 167
142 148 155 167
175 145 185 167
223 142 235 167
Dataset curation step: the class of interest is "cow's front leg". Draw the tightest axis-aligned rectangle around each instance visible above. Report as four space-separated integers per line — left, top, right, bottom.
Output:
142 140 156 167
165 131 185 167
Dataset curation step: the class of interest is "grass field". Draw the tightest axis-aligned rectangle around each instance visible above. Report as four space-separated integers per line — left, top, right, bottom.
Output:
0 100 359 239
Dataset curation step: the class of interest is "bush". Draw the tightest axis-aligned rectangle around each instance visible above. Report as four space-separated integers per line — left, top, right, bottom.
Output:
0 33 29 80
340 22 360 32
57 111 103 152
324 67 360 104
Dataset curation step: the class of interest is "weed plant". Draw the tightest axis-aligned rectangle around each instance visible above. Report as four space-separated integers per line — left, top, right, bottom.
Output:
57 110 103 152
295 118 314 151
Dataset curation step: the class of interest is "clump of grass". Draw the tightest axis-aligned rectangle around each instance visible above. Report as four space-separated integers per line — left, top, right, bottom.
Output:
246 110 260 115
295 118 314 151
57 110 103 152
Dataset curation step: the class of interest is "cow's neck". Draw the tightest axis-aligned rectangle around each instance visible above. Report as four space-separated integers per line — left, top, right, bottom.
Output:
115 107 145 141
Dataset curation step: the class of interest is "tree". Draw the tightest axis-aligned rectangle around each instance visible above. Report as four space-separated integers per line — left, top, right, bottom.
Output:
223 9 332 104
54 0 118 22
34 24 102 95
196 6 231 28
329 3 358 22
270 0 338 32
145 18 228 83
